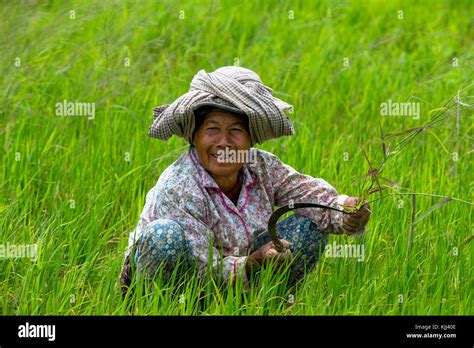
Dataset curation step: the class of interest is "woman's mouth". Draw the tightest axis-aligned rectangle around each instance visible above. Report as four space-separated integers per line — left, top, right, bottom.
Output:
210 151 232 165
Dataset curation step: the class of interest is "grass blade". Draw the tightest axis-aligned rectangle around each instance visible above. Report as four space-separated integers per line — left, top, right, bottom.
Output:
413 197 452 224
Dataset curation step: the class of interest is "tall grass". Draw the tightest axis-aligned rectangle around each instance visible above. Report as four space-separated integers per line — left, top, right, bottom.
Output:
1 0 472 315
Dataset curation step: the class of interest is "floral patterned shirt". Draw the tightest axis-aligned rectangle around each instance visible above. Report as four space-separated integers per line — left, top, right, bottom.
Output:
125 145 362 288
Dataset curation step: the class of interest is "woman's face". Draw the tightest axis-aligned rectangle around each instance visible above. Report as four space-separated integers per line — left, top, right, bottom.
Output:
193 110 251 178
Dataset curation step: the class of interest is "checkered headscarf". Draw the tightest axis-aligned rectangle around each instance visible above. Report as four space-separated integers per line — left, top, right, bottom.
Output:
148 66 294 145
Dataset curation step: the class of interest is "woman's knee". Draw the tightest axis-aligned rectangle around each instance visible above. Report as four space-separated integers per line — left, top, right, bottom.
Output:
276 214 329 284
134 218 190 269
277 214 328 255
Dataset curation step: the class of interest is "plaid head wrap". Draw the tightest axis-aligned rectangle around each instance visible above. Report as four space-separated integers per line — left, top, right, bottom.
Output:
148 66 294 145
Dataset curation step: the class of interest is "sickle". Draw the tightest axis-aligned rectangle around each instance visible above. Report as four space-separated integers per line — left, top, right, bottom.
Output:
267 202 348 252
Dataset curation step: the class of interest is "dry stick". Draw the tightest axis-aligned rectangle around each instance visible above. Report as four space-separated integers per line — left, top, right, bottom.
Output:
454 91 461 177
406 195 416 260
380 124 387 161
463 235 474 246
366 191 473 206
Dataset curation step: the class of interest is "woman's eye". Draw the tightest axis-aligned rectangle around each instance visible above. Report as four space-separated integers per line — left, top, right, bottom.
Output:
206 127 219 131
231 128 243 132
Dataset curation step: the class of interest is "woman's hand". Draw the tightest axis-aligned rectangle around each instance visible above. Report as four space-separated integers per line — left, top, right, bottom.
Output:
341 197 371 234
246 239 293 273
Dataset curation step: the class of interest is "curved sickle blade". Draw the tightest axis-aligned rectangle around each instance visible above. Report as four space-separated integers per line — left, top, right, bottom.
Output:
267 202 346 252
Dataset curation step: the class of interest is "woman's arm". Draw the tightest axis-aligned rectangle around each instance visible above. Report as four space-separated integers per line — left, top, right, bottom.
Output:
261 151 367 235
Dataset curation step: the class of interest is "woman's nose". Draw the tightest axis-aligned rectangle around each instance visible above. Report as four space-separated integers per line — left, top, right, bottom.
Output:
216 131 232 147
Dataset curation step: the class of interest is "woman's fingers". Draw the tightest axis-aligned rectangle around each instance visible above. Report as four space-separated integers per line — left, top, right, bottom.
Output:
278 239 293 250
342 198 371 233
343 213 369 232
347 213 369 226
343 220 358 231
264 239 291 249
344 197 360 208
283 248 293 259
262 240 294 263
341 225 354 235
266 248 279 258
344 197 371 214
362 201 371 212
354 206 371 219
266 239 292 252
273 248 293 262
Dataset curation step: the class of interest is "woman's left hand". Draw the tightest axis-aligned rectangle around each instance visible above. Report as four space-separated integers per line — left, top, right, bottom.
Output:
341 197 371 234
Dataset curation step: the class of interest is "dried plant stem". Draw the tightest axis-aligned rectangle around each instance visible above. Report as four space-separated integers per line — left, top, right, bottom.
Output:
366 192 473 206
406 195 416 259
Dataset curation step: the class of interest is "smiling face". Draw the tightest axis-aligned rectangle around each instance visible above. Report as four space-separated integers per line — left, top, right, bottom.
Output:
192 109 251 178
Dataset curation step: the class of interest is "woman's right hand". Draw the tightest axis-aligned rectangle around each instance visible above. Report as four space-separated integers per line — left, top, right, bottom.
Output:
246 239 293 273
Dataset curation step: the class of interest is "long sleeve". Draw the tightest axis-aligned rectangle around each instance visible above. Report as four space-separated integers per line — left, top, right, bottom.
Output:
261 151 362 235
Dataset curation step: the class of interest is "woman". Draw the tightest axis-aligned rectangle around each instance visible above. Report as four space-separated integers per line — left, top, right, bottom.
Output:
120 66 370 293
